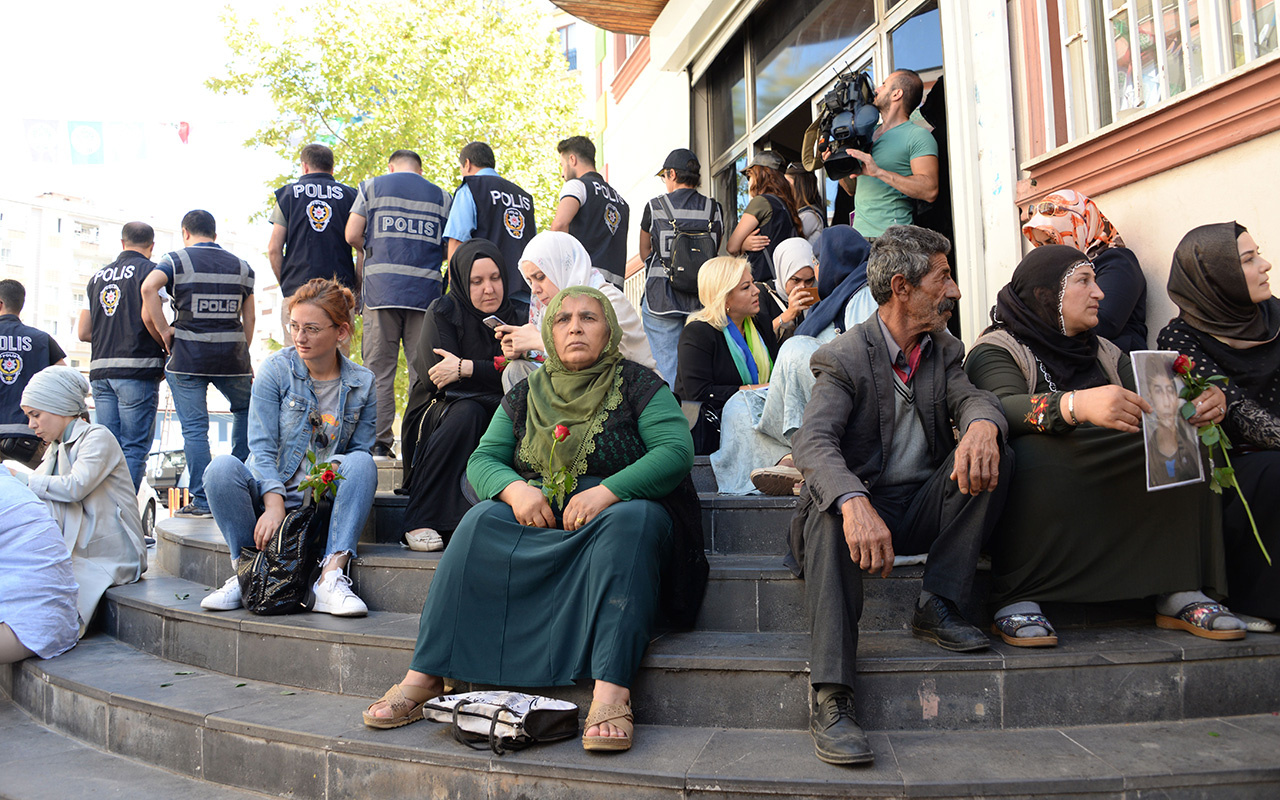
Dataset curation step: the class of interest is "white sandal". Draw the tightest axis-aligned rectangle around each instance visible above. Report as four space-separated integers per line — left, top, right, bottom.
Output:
405 529 444 552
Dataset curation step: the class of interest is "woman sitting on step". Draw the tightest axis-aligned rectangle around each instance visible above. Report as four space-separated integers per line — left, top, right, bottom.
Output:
199 278 378 617
397 240 527 552
754 237 819 346
363 287 705 753
13 366 146 636
964 245 1243 646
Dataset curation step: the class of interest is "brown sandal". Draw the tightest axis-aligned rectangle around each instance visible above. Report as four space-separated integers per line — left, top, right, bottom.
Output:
362 683 437 729
582 700 633 752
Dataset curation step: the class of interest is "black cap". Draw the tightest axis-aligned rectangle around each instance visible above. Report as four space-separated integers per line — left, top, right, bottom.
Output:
742 151 785 174
657 148 699 176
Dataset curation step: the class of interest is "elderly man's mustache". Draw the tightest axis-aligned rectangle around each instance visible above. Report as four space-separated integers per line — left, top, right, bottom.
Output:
937 298 956 314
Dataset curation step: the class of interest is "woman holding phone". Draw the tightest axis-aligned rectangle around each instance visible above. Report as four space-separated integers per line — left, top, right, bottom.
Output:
398 240 528 551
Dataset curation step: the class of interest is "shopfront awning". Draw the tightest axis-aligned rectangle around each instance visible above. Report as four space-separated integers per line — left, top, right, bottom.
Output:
549 1 669 35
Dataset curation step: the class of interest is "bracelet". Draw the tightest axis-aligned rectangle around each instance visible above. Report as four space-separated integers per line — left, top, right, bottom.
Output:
1067 390 1079 426
457 360 463 380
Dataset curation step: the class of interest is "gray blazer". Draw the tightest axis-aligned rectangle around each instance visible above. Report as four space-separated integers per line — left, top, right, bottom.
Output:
787 313 1006 569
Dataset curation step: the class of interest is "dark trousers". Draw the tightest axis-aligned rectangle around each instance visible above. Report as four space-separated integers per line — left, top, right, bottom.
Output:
800 446 1011 688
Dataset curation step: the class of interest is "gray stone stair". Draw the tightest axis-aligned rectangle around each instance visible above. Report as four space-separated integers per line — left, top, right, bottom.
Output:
6 636 1280 800
98 573 1280 733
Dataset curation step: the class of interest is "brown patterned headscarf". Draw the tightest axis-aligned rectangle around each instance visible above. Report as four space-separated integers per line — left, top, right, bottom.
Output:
1167 222 1279 342
1022 188 1126 259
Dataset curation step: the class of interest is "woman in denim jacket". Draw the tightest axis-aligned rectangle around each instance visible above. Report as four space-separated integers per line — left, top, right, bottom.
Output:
200 278 378 616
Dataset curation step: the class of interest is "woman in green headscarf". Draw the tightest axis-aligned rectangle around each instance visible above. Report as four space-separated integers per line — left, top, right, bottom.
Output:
363 287 704 753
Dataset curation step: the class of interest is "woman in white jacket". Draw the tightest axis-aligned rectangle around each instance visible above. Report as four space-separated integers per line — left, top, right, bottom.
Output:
16 366 146 634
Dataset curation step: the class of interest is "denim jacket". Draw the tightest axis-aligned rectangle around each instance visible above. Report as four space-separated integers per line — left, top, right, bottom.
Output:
246 347 376 497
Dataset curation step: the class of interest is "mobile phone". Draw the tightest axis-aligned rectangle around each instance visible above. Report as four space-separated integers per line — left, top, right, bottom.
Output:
482 315 504 329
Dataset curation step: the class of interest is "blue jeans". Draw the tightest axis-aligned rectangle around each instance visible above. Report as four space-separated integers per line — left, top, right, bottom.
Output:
205 452 377 565
91 378 160 490
166 373 252 511
641 296 684 392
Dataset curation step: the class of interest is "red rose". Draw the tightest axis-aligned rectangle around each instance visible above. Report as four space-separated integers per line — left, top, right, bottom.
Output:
1172 354 1194 376
553 424 570 442
321 469 336 484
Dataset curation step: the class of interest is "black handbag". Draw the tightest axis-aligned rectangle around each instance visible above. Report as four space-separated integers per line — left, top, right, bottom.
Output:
236 497 332 615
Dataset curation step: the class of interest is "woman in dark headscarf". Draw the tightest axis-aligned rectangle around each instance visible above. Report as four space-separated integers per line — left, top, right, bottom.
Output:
794 225 873 338
365 287 704 752
965 245 1241 646
397 239 528 551
1158 222 1280 623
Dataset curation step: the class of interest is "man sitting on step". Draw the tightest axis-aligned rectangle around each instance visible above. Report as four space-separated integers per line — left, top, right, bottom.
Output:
786 225 1011 766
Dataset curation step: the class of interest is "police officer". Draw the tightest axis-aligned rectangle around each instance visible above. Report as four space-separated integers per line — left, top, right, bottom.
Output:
345 149 451 459
0 280 66 467
549 136 630 288
442 141 534 304
75 222 167 489
269 143 356 335
141 210 254 518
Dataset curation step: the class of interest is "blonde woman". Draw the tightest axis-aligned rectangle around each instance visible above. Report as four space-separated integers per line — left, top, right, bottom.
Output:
674 256 779 454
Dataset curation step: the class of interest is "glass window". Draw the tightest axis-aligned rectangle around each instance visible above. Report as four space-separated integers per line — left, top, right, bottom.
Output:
710 35 748 155
753 0 875 119
889 1 942 75
1229 0 1279 63
558 24 577 71
715 152 750 233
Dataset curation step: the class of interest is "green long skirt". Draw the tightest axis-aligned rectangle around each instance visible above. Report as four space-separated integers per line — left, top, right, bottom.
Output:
410 488 673 689
991 426 1227 606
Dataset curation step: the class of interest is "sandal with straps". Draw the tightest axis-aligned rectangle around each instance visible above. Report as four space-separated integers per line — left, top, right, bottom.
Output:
1155 601 1247 641
582 700 633 752
362 683 437 729
991 613 1058 647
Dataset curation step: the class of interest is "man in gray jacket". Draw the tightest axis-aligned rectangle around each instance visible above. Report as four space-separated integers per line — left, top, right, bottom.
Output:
788 225 1010 766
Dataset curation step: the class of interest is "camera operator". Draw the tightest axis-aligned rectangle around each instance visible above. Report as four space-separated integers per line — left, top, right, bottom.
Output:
829 69 938 239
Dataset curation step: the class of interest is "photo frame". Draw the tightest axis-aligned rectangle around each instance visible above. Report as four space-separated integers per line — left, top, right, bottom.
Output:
1132 350 1205 491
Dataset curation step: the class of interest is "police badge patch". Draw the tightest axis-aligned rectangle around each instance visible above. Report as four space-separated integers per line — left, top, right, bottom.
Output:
100 283 121 317
503 208 526 240
0 352 22 386
307 200 333 232
604 203 621 236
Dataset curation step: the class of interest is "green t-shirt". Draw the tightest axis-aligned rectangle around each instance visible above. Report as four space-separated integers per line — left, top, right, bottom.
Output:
852 121 938 238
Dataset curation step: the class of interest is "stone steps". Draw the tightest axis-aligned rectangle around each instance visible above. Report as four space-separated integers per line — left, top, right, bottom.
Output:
0 696 278 800
7 636 1280 800
99 573 1280 733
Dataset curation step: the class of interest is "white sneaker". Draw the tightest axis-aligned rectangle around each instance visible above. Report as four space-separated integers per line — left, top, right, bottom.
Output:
404 528 444 552
312 570 368 617
201 576 243 611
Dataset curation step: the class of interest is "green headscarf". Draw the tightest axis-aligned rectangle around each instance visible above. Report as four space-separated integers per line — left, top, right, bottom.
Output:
519 286 626 492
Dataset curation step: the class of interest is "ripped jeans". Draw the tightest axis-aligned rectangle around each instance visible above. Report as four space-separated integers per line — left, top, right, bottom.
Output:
204 452 377 568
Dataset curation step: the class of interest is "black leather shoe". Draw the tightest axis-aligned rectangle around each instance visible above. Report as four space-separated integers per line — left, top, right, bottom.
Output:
371 444 395 459
912 594 990 652
809 691 874 765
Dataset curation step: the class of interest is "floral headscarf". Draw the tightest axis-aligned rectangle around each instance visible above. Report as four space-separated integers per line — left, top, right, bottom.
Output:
1022 188 1126 259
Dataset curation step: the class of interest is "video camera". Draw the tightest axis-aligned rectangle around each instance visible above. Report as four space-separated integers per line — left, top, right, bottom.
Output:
816 68 880 180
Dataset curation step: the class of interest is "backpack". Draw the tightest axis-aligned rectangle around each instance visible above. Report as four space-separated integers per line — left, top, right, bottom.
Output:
656 194 717 295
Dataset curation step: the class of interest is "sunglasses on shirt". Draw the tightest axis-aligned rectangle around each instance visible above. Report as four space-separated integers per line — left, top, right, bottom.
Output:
308 410 331 451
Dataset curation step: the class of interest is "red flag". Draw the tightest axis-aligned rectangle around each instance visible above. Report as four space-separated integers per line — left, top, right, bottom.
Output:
178 121 190 144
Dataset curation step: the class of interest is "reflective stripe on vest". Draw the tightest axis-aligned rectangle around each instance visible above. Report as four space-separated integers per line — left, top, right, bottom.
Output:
89 356 166 371
645 196 718 281
360 172 448 310
163 244 253 375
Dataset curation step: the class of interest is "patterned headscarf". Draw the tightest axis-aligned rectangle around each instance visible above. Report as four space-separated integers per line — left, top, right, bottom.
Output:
1022 188 1126 259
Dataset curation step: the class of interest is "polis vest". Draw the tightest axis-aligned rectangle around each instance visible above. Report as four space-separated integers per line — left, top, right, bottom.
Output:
87 250 166 381
643 189 720 316
568 172 629 288
359 172 450 311
0 315 56 437
274 172 357 297
745 194 798 283
461 173 535 293
159 243 254 376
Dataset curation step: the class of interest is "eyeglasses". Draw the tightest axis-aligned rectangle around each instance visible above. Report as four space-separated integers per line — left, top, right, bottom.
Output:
1026 201 1070 217
308 410 331 450
288 322 336 337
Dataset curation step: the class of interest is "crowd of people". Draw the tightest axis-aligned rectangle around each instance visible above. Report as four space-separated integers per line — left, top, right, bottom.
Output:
2 66 1278 768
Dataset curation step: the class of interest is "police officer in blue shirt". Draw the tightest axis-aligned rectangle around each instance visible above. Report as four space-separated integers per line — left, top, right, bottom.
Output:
442 142 534 304
76 222 167 489
345 149 451 459
0 280 66 468
141 210 255 518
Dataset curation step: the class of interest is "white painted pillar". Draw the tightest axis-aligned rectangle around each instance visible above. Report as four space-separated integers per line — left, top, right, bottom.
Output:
938 1 1024 342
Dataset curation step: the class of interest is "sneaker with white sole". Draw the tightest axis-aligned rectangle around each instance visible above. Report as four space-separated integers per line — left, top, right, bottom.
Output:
174 502 212 518
200 576 243 611
404 529 444 552
312 570 368 617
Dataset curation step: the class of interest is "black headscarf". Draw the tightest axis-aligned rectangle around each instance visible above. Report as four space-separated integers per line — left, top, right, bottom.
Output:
795 225 872 337
989 244 1109 390
1168 222 1279 342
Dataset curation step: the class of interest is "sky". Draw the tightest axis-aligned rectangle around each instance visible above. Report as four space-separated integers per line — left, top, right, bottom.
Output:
1 0 291 242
